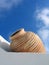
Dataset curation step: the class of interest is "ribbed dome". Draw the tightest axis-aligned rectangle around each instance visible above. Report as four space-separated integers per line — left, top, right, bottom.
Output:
10 28 46 53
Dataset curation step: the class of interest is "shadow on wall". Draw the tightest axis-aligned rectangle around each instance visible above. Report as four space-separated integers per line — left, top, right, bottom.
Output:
0 36 11 52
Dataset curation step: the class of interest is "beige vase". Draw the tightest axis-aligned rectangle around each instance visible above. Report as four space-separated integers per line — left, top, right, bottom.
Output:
10 28 46 53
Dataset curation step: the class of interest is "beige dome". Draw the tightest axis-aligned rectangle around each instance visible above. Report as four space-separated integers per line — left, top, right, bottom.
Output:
10 28 46 53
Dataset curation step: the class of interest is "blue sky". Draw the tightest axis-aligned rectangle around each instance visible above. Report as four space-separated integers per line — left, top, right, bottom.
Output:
0 0 49 52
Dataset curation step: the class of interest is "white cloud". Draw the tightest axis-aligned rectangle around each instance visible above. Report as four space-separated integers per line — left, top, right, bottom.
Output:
36 8 49 53
37 29 49 52
0 0 22 10
36 8 49 26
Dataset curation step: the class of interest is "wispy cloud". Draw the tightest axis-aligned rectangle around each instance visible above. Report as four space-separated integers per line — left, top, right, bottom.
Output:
38 29 49 52
36 8 49 26
0 0 22 10
0 0 22 18
36 8 49 52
